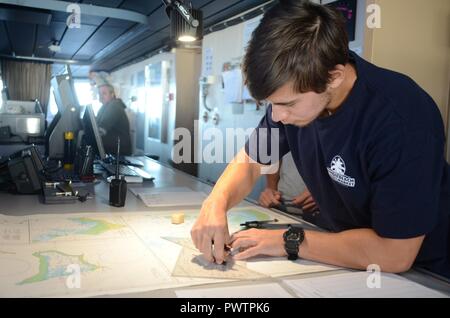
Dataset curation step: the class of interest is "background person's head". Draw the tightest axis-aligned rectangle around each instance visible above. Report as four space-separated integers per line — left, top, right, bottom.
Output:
243 0 350 127
98 84 116 105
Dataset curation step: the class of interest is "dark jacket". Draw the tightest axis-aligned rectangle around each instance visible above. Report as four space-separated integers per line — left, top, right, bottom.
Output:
96 98 132 155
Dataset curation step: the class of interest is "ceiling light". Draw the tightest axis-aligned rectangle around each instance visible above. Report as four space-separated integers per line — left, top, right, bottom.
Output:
178 35 196 42
48 42 61 53
165 1 202 44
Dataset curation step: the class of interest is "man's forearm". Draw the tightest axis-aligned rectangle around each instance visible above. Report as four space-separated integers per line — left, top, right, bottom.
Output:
207 149 262 211
300 228 423 273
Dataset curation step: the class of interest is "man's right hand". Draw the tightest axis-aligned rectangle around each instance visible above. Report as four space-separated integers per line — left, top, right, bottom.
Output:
258 188 282 208
191 198 231 264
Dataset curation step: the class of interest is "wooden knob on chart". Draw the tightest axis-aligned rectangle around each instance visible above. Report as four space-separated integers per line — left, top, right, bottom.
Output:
171 212 185 224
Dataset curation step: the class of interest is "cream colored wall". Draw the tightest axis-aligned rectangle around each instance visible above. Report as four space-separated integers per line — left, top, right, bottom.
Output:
364 0 450 147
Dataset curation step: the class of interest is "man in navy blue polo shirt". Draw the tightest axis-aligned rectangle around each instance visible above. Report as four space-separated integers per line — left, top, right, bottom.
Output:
191 0 450 279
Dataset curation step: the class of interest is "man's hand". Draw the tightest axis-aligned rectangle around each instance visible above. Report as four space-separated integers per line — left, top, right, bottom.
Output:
230 228 287 260
191 198 231 264
292 189 318 212
258 188 282 208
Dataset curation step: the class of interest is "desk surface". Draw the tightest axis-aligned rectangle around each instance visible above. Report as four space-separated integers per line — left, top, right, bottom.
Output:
0 157 449 297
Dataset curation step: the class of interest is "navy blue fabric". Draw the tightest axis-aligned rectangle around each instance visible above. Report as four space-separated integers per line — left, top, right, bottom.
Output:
245 52 450 279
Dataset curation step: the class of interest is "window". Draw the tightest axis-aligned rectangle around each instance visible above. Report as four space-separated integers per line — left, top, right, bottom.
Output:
74 80 102 115
146 62 163 141
47 85 58 124
0 77 3 109
46 79 102 124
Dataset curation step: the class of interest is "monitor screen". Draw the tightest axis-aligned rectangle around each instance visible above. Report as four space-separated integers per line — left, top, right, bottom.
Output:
81 105 106 160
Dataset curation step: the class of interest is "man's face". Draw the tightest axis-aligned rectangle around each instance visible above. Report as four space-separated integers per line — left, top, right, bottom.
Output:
267 81 331 127
99 86 114 105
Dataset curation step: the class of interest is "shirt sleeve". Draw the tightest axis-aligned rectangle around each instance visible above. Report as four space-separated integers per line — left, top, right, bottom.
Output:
368 122 446 239
245 104 290 165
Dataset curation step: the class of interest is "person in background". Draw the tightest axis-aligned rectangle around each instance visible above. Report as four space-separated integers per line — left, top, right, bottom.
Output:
258 152 319 222
96 83 132 156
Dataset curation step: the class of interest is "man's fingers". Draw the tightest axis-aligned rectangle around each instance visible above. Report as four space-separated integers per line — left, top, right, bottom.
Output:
212 234 226 264
191 226 203 250
260 189 282 207
292 196 305 205
258 194 266 206
303 202 317 212
233 246 259 260
224 231 232 246
260 197 270 208
190 229 199 250
230 237 257 250
301 198 315 210
295 190 310 204
230 229 255 242
270 193 281 205
259 191 273 207
200 235 214 263
303 196 315 206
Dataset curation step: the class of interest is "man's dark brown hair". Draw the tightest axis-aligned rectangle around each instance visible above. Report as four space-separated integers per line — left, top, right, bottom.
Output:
243 0 349 101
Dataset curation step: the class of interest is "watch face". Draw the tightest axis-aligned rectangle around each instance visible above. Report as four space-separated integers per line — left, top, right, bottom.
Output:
287 232 300 241
283 226 305 244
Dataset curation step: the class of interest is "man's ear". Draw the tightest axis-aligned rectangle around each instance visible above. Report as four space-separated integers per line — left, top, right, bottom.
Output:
327 64 346 89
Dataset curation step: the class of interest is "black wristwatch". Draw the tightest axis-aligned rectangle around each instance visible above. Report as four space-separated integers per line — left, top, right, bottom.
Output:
283 225 305 261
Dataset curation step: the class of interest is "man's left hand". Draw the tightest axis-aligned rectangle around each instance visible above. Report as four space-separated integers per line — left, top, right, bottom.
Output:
229 228 287 260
